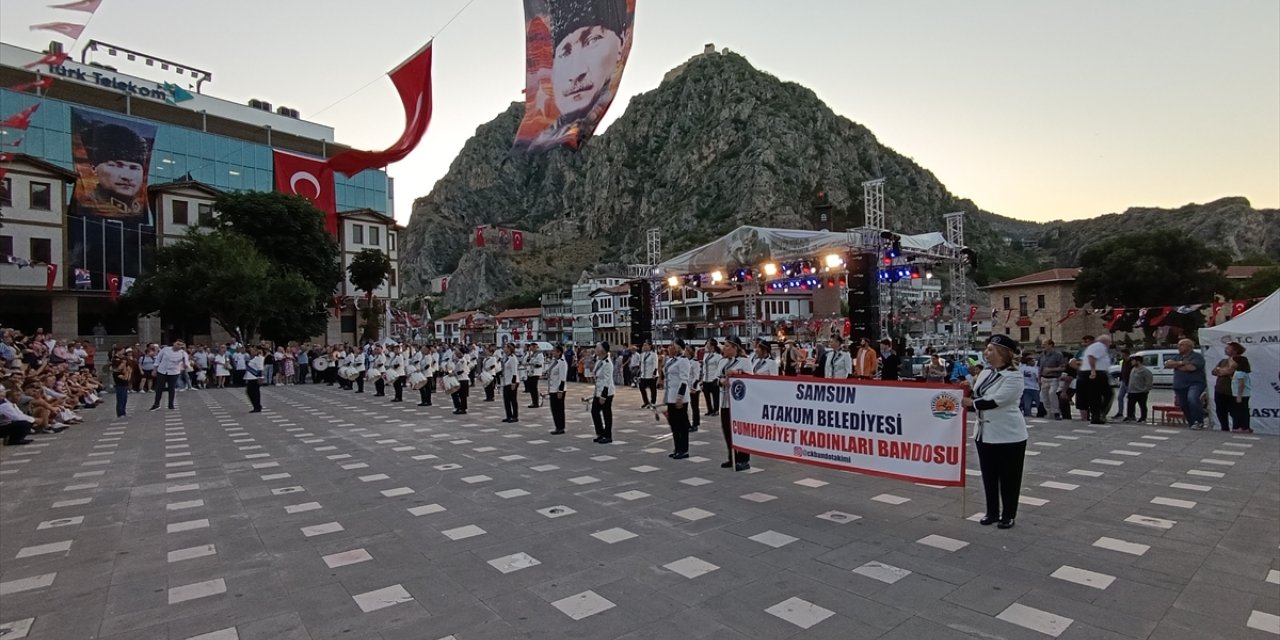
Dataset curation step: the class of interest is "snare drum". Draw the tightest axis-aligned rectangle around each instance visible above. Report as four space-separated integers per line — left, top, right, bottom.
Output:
478 371 494 386
313 356 330 371
409 371 429 390
365 368 382 383
443 374 461 394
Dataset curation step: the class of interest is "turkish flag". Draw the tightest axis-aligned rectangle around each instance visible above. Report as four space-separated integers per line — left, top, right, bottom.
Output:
1057 308 1078 325
1231 299 1248 317
327 42 433 177
107 272 120 302
1106 308 1126 332
1 104 41 130
475 226 486 248
8 77 54 93
967 305 978 322
1148 306 1173 326
46 263 57 291
1209 301 1224 326
273 150 338 236
23 51 69 69
49 0 103 13
512 231 524 252
30 22 85 39
842 318 851 337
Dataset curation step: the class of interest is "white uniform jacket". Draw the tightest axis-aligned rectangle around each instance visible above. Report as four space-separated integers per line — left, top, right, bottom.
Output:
638 351 658 379
826 350 853 379
751 356 779 376
688 359 702 392
702 352 722 384
663 356 691 404
545 358 567 394
501 354 520 386
971 368 1029 444
594 357 616 399
720 356 751 403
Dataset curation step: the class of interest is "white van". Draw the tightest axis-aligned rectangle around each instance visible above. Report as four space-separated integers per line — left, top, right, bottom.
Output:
1108 349 1183 387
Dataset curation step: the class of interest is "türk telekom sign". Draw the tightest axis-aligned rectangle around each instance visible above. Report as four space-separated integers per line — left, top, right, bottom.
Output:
43 63 173 102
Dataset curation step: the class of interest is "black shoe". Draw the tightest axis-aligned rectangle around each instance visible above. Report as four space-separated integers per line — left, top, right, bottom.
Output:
457 411 467 415
593 437 604 443
689 426 699 432
598 438 612 444
720 461 734 468
7 439 34 445
527 404 538 408
50 426 69 433
391 399 403 403
355 390 363 393
669 452 689 460
374 393 385 397
997 519 1015 530
980 516 999 526
501 418 513 423
417 403 429 407
550 430 565 435
734 462 750 472
148 406 160 411
249 409 262 413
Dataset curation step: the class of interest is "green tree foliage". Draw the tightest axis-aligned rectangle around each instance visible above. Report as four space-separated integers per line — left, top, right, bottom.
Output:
347 248 392 342
128 230 274 341
1074 231 1233 308
1237 266 1280 299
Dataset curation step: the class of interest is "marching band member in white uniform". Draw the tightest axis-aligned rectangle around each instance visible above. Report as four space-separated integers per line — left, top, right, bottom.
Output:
685 345 703 431
664 339 692 459
719 336 752 471
501 343 520 423
371 345 388 397
451 346 471 415
526 344 545 408
388 344 408 402
418 345 436 407
591 342 616 443
752 341 779 376
546 345 569 434
637 341 659 409
482 347 500 402
701 339 723 416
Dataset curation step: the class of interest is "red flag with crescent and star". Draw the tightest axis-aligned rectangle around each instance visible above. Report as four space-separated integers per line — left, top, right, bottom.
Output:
967 305 978 322
1 104 42 131
1209 300 1224 326
327 42 433 177
49 0 103 12
107 272 120 302
475 226 486 248
1231 299 1248 318
30 22 85 39
23 51 70 69
46 263 57 291
7 77 55 93
273 150 337 236
1105 308 1126 332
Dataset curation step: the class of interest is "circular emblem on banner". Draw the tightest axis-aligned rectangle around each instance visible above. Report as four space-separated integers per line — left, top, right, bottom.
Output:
931 393 960 419
793 446 805 457
731 380 746 401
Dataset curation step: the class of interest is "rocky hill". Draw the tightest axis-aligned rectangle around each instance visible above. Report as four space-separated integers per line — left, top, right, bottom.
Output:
400 50 1278 309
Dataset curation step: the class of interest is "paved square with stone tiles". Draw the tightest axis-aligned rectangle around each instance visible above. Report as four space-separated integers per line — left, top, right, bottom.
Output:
1 381 1277 639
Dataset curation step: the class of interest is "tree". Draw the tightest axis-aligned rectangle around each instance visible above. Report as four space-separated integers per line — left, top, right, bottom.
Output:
1238 266 1280 299
127 230 274 341
347 248 392 343
1074 230 1233 308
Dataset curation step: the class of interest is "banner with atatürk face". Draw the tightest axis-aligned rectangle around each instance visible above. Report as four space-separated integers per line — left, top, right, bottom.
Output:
67 107 158 291
513 0 635 152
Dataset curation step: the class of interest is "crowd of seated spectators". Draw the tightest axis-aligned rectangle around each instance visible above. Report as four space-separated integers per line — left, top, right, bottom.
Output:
1 328 104 446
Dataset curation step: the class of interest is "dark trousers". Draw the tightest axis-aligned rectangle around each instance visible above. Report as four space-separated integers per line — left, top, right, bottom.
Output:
592 395 613 439
720 407 749 464
150 373 177 409
325 367 336 385
639 378 657 405
419 385 432 406
623 367 634 387
2 419 33 445
355 376 364 393
502 384 519 420
1214 393 1235 432
484 381 496 401
232 369 245 387
549 393 566 432
525 376 541 407
1085 375 1112 423
246 380 262 411
452 380 469 413
115 382 129 417
393 375 406 401
702 381 720 415
690 392 701 428
298 366 309 384
976 439 1026 521
1231 397 1250 431
1126 392 1149 422
667 402 690 454
374 379 385 396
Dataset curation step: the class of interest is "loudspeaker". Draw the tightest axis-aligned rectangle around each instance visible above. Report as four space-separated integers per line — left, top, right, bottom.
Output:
628 279 652 345
847 253 879 343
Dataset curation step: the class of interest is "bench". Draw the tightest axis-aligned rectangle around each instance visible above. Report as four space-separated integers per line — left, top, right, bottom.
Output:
1151 404 1184 425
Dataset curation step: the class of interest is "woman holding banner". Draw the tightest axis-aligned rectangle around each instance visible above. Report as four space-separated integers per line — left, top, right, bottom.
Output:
963 335 1028 530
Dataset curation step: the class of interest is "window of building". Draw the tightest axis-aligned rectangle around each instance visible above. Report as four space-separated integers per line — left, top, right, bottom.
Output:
352 224 364 244
1039 327 1046 335
172 200 189 226
1002 296 1011 310
29 182 51 210
0 178 11 207
389 233 396 251
1036 294 1046 309
0 235 12 256
1018 295 1028 316
197 203 214 226
340 315 357 334
1020 327 1031 342
30 237 52 264
369 226 380 247
389 269 397 287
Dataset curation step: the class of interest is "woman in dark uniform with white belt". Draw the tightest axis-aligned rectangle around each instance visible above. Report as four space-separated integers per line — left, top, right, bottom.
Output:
963 335 1029 530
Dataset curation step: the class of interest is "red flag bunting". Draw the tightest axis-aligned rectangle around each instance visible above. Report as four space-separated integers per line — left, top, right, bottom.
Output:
1105 308 1126 332
273 150 338 237
8 78 54 93
1004 309 1014 325
23 51 70 69
107 272 120 301
49 0 103 12
967 305 978 322
1 104 42 131
1231 299 1248 317
842 318 851 337
475 226 486 248
1209 301 1224 326
1147 306 1172 326
327 42 433 177
30 22 86 39
46 263 57 291
1057 308 1078 324
512 230 524 252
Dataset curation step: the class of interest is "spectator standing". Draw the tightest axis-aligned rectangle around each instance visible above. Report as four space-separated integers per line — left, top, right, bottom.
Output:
1230 355 1253 433
1036 341 1066 419
1079 335 1113 424
149 340 187 411
1211 342 1245 433
111 348 134 418
1018 355 1040 417
1166 338 1208 430
878 339 900 381
1111 348 1132 419
1125 356 1153 423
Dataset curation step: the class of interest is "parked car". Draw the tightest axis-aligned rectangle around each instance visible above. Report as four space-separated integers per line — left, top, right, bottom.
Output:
1107 349 1183 387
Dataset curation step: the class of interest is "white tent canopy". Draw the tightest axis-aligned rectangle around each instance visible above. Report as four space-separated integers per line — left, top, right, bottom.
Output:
1199 288 1280 435
654 226 959 275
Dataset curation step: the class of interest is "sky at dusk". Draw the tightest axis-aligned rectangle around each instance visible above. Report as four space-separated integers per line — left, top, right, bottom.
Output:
2 0 1277 225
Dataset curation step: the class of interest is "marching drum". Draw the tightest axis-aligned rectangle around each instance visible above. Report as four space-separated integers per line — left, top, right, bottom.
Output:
405 364 418 375
409 371 429 390
478 371 494 386
314 356 330 371
366 368 383 383
339 366 358 381
443 374 461 394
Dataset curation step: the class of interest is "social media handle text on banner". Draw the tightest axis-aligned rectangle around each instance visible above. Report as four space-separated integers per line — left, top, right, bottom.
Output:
727 376 966 486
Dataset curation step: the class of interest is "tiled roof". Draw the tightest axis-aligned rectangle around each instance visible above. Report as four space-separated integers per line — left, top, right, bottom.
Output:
983 268 1081 290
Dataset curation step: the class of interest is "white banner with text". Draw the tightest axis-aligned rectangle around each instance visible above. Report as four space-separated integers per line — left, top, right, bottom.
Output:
728 375 967 486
